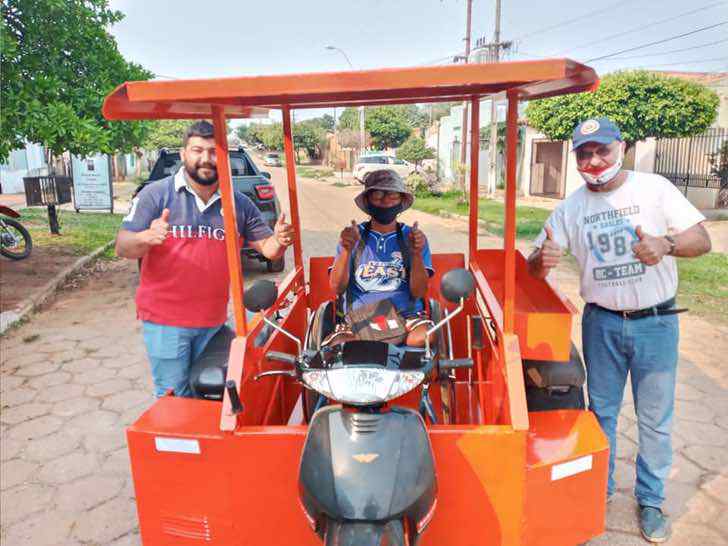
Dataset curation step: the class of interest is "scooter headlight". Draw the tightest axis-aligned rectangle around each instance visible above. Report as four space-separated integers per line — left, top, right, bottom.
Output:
302 367 425 405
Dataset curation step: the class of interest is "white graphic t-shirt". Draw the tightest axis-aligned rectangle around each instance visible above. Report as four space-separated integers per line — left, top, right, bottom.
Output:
534 171 705 311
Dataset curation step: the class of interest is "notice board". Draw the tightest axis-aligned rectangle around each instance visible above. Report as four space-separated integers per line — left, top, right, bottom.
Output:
71 154 114 212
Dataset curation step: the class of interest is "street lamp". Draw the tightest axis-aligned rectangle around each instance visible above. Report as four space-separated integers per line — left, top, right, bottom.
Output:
325 45 365 153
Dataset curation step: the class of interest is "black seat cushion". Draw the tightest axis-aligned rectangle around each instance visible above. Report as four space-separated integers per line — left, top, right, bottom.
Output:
522 343 586 412
523 343 585 389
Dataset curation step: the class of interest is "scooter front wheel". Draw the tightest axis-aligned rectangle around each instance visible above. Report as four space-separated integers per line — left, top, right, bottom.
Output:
0 218 32 260
324 520 405 546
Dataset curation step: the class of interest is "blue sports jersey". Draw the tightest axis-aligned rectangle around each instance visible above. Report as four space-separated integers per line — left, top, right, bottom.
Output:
336 223 434 317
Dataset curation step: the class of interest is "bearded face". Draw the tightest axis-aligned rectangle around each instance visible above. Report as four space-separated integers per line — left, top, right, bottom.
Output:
181 136 218 186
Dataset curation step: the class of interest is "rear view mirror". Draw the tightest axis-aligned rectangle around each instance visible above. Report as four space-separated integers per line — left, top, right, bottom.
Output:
244 280 278 312
440 269 474 303
261 171 271 179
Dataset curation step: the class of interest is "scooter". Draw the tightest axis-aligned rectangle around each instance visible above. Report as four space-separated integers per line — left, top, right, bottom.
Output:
0 205 32 260
240 269 475 545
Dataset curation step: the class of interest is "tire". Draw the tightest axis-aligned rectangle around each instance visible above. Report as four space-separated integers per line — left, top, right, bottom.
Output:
266 257 285 273
0 218 32 260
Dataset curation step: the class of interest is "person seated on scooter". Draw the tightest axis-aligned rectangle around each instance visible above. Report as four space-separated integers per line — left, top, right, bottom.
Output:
328 169 434 347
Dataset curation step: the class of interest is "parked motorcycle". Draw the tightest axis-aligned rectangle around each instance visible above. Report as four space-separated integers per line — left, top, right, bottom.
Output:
0 205 32 260
241 269 475 545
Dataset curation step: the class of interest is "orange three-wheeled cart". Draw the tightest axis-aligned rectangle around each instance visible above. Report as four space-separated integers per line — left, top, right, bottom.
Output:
104 59 609 545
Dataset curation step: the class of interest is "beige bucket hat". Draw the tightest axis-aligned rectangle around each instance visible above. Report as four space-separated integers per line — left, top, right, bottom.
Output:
354 169 414 213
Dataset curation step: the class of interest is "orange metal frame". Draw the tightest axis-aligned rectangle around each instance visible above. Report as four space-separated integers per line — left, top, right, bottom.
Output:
105 59 608 546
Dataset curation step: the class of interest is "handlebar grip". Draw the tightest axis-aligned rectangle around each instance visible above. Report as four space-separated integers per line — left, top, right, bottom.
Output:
225 380 244 414
266 351 297 365
439 358 474 370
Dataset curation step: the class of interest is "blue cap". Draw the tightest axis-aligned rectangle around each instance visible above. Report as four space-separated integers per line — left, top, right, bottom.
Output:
572 117 622 150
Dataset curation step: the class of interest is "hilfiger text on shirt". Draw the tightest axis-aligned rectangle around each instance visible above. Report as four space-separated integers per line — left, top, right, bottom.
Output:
170 225 226 241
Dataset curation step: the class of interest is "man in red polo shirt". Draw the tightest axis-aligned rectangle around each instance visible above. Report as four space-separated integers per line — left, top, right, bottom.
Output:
116 121 294 397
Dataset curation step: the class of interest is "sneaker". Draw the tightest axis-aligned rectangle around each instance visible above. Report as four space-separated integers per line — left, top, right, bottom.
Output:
639 506 669 543
607 491 616 504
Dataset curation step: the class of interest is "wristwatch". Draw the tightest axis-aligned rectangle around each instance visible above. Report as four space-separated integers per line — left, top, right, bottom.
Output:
664 235 677 256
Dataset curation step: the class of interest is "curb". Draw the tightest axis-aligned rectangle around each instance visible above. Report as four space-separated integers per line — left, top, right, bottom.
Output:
0 240 115 335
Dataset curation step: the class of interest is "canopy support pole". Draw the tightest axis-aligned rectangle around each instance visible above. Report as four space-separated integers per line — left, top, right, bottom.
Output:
212 106 247 336
503 90 518 334
281 105 304 273
468 96 480 263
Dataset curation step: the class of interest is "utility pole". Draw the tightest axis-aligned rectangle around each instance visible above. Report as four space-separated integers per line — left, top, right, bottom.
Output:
488 0 501 197
458 0 473 194
359 106 365 153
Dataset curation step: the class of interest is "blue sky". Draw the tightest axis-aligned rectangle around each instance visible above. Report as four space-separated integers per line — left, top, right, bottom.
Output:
109 0 728 120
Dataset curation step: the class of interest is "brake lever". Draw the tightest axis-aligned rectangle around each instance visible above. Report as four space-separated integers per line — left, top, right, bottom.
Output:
266 351 297 365
255 369 298 381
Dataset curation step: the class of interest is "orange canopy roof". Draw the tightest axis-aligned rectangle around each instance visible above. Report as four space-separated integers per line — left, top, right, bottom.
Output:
103 59 598 121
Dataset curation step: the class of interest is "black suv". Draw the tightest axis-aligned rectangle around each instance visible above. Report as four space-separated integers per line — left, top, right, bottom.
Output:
135 147 284 272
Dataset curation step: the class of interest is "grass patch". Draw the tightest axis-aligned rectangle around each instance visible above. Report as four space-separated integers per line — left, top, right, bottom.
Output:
297 166 334 181
412 190 550 240
677 253 728 322
332 182 348 188
18 208 124 258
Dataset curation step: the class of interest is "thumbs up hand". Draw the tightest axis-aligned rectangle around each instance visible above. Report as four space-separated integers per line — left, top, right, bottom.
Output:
340 220 361 251
144 208 170 246
632 225 669 266
274 212 295 247
538 225 562 271
409 221 426 254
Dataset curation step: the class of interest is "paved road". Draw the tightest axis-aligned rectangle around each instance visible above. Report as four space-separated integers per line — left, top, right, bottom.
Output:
0 168 726 545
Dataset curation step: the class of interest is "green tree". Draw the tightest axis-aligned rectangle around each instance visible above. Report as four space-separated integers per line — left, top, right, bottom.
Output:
293 120 326 161
315 114 335 132
365 106 412 150
1 0 154 162
144 120 191 150
399 104 429 134
246 123 266 145
338 107 361 131
260 123 284 151
525 70 719 145
396 136 434 167
235 124 250 142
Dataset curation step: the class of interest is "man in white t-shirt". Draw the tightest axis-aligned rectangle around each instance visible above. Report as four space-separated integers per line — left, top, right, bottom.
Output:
528 118 711 543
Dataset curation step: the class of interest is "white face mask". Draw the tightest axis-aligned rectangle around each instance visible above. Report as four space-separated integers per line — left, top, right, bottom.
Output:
578 148 623 187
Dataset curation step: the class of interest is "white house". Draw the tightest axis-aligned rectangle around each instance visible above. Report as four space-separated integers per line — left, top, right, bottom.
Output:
0 142 48 194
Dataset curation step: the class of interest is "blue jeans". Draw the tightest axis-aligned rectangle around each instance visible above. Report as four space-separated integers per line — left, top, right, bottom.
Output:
582 303 679 509
142 321 223 398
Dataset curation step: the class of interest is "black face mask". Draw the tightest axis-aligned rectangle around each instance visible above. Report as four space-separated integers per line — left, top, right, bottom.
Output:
367 203 403 225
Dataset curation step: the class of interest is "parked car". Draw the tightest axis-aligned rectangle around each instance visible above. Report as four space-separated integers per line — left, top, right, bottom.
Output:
263 152 283 167
133 147 285 272
353 153 415 183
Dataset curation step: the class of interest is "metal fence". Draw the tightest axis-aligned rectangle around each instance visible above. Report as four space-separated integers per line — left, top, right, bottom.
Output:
654 128 728 193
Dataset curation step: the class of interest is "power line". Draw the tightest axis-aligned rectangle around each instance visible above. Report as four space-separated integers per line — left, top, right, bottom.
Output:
551 1 728 56
511 0 633 42
586 21 728 62
632 56 728 67
595 38 728 60
417 53 461 66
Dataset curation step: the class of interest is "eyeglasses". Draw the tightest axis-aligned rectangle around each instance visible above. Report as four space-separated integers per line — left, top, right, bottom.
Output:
368 190 403 201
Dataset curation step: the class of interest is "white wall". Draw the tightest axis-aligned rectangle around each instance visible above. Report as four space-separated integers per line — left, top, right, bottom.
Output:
0 143 47 194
